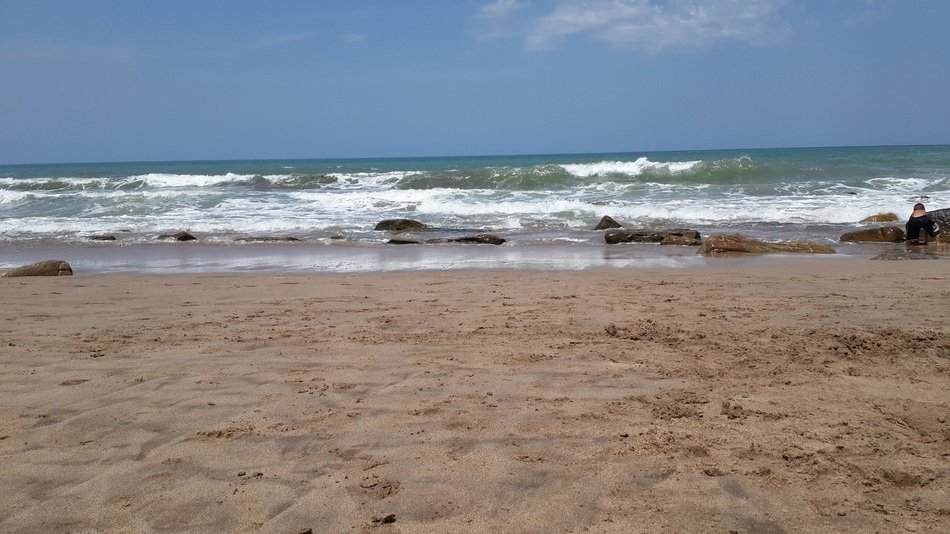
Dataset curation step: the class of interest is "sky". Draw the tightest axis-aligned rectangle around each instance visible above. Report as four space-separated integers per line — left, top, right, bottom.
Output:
1 0 949 164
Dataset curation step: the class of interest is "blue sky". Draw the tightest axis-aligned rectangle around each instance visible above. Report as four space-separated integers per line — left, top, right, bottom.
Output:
1 0 948 164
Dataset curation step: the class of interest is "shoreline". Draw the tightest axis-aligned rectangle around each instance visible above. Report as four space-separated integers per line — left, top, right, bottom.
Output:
2 262 949 531
0 238 932 275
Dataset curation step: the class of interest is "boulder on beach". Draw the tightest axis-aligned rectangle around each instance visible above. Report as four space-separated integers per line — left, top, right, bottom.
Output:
594 216 623 230
375 219 426 232
605 229 701 245
840 226 905 243
158 231 197 241
86 234 116 241
860 213 898 223
697 234 835 256
2 260 73 277
387 239 421 245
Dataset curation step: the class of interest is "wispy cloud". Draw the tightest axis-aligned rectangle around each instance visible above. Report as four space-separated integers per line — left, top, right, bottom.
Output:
249 32 315 50
479 0 531 18
482 0 790 53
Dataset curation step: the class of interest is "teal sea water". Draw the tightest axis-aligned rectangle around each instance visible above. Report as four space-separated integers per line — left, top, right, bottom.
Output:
2 145 948 272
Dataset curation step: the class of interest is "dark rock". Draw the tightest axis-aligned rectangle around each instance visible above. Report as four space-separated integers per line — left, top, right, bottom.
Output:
87 234 116 241
929 208 950 228
698 234 835 256
374 219 426 232
234 236 302 242
158 231 197 241
661 234 703 246
605 229 700 245
2 260 74 277
448 234 506 245
860 213 898 223
594 215 623 230
840 226 905 243
425 234 506 245
387 239 421 245
372 514 396 524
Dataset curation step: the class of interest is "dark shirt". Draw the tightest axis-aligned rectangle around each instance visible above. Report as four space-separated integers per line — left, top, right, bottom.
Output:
906 214 941 242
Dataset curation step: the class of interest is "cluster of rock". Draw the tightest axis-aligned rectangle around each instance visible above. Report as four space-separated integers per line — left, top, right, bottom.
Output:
374 219 506 246
594 210 948 256
7 210 938 277
596 215 838 256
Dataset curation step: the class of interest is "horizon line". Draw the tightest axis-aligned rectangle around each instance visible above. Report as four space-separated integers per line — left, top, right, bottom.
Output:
2 142 949 167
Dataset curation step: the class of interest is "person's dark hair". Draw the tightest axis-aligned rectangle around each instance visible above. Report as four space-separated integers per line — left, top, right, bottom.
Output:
913 203 926 211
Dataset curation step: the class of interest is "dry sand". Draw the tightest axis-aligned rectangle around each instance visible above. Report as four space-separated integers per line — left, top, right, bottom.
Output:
1 259 949 533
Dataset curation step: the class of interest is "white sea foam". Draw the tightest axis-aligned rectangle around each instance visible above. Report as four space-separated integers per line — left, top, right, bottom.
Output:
0 190 30 204
325 171 423 189
560 157 702 177
133 172 261 188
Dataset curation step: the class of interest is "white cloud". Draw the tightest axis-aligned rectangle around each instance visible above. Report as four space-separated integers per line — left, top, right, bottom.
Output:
510 0 789 52
479 0 531 18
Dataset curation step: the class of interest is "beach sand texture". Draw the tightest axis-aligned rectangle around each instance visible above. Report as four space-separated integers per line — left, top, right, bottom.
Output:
1 260 949 532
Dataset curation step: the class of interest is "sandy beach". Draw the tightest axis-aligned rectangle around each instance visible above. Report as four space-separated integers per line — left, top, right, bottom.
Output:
1 259 949 532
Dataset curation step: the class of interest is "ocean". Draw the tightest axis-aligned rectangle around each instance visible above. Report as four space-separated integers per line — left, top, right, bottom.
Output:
2 145 948 273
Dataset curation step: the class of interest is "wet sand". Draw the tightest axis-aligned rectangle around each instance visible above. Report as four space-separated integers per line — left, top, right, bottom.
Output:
1 259 949 532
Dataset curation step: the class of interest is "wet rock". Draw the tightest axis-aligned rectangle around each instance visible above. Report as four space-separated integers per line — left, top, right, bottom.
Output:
594 215 623 230
234 236 302 242
87 234 116 241
860 213 898 223
387 239 421 245
661 234 703 246
697 234 836 256
375 219 426 232
158 231 197 241
447 234 506 245
425 234 506 245
2 260 74 277
929 208 950 228
840 226 905 243
605 229 701 245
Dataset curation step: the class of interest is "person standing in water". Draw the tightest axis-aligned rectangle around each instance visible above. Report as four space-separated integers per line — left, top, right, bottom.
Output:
906 203 941 245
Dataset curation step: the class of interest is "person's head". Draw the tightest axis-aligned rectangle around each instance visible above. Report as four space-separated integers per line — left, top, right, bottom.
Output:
913 203 926 211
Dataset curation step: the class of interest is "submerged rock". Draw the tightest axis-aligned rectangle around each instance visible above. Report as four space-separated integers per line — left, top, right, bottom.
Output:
840 226 905 243
698 234 835 256
426 234 506 245
2 260 73 277
234 236 302 242
661 234 703 246
447 234 506 245
375 219 426 232
605 229 701 245
158 231 197 241
594 216 623 230
86 234 116 241
860 213 898 223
